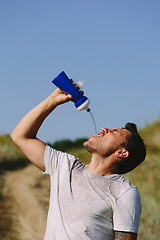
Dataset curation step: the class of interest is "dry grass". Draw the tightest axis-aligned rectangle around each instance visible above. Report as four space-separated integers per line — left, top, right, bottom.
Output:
0 175 19 240
1 165 49 240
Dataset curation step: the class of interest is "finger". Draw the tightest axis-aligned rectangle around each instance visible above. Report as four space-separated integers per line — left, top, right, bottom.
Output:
67 94 72 99
69 79 80 90
73 82 80 90
70 79 74 82
80 90 84 95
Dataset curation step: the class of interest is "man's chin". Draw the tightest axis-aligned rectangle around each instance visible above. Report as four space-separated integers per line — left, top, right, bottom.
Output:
83 140 88 148
83 141 92 153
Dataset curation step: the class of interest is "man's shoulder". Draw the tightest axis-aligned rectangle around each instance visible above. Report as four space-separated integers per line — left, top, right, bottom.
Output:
45 144 85 169
109 174 139 200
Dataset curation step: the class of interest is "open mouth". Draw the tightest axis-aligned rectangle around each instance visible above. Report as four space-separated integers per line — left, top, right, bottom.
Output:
89 128 108 139
97 132 104 138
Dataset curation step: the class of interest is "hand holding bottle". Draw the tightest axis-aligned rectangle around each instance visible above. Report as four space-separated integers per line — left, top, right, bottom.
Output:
52 71 90 111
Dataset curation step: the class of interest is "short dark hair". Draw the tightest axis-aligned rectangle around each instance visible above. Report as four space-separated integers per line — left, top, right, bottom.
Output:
118 122 146 174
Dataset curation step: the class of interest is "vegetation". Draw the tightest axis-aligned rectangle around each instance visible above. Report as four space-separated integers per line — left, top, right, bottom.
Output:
0 135 27 239
0 135 28 173
0 119 160 239
49 137 88 152
139 120 160 154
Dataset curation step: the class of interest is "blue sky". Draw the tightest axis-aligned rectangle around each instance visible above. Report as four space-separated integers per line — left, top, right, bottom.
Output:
1 0 160 143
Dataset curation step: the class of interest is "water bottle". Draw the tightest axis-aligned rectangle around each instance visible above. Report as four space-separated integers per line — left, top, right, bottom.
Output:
52 71 90 111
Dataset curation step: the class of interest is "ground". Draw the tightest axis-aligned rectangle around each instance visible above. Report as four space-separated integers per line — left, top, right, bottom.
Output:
3 164 50 240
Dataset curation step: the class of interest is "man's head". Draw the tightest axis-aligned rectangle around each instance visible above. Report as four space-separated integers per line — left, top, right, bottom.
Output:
118 122 146 174
83 122 146 174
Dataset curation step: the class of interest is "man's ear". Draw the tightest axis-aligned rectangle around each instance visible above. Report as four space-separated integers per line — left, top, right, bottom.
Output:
115 149 129 159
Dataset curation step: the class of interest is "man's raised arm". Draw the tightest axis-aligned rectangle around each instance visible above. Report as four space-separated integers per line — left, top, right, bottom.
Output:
10 88 72 171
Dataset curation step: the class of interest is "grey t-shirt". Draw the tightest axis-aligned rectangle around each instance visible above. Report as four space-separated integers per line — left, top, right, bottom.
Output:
43 145 142 240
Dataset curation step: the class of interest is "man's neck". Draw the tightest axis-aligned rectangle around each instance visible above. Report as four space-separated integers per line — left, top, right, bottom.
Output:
86 154 117 176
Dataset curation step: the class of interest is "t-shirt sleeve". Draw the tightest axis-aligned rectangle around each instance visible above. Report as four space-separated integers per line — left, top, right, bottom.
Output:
113 187 142 233
43 145 78 176
43 145 56 176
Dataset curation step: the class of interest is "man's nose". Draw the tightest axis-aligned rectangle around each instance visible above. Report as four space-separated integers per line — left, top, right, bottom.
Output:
101 128 109 134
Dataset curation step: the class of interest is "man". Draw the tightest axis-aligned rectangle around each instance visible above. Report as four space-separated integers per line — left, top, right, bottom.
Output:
11 87 146 240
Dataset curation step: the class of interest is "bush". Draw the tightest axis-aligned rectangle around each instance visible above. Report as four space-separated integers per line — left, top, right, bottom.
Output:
50 137 88 151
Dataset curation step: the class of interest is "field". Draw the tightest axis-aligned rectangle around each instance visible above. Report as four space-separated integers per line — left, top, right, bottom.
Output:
0 120 160 239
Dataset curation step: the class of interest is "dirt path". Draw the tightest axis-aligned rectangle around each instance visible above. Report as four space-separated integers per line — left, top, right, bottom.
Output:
3 164 50 240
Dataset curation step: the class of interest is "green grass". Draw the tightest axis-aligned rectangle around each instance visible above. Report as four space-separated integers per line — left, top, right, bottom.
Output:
139 119 160 154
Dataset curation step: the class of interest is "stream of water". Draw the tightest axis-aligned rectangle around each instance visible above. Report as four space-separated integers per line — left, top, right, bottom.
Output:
88 110 97 136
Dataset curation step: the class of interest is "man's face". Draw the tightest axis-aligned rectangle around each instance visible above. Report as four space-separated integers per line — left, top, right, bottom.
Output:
83 127 132 157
